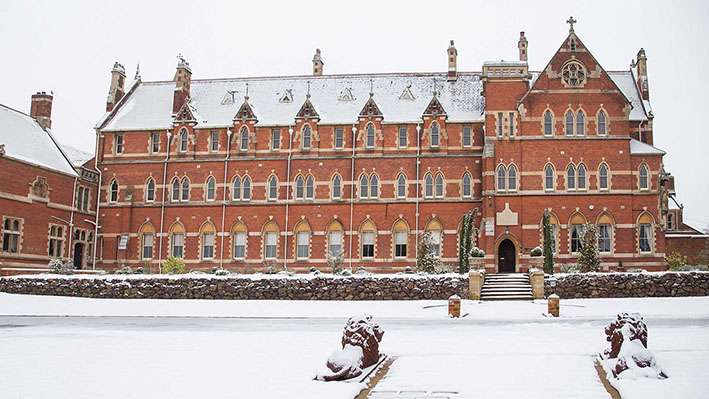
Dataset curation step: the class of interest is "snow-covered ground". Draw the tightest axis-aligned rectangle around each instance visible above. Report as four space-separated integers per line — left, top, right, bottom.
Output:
0 293 707 398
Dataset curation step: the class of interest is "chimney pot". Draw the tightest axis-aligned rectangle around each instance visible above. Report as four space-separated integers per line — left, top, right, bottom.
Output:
30 91 53 130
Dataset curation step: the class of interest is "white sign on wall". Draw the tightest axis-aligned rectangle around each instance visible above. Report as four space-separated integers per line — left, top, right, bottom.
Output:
117 235 129 250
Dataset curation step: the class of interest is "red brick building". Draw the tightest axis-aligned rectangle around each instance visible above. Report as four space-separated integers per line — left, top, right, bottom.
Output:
0 93 99 275
93 22 676 273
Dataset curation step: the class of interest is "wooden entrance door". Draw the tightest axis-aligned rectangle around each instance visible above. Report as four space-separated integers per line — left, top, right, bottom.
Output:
498 239 516 273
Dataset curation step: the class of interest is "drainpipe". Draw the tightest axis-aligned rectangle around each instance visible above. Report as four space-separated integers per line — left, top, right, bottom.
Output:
218 129 232 269
91 129 103 270
414 123 421 259
66 176 79 262
157 130 172 272
283 126 294 271
347 124 357 270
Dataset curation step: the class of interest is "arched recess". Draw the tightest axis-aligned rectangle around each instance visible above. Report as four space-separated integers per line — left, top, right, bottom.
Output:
596 212 615 254
326 219 344 258
424 218 444 258
262 221 280 259
494 232 522 273
168 220 186 258
198 220 217 260
568 212 587 254
138 221 156 260
637 211 656 254
293 219 311 260
230 221 248 260
359 219 377 259
392 218 410 259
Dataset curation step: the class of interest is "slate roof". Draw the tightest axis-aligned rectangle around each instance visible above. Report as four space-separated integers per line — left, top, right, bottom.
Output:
629 138 665 155
0 104 78 176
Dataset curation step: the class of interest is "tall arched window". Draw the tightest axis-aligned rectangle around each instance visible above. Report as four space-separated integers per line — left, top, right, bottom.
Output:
267 176 278 200
305 175 314 200
598 164 609 190
171 178 180 202
331 175 342 200
430 122 440 147
295 175 305 199
577 164 587 190
180 177 190 202
461 172 472 198
145 178 155 202
396 173 407 199
231 222 248 260
262 221 279 259
543 110 553 136
200 221 216 260
425 219 443 258
109 179 119 203
359 174 369 199
544 164 555 191
179 128 188 152
302 125 312 150
496 165 507 192
239 126 249 151
366 123 375 148
576 110 586 136
424 173 434 199
434 173 444 198
392 219 409 258
597 110 607 135
566 165 576 191
370 175 379 198
232 176 242 201
507 165 517 192
326 220 344 258
169 222 185 258
205 176 216 201
638 213 654 253
294 221 311 260
569 213 586 253
360 220 376 259
639 164 649 190
565 111 574 136
242 176 251 200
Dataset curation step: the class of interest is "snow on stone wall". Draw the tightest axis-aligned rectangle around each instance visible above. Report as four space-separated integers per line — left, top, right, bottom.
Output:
545 271 709 298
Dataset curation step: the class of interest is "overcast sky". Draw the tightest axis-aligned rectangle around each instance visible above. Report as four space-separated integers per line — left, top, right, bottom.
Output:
1 0 708 230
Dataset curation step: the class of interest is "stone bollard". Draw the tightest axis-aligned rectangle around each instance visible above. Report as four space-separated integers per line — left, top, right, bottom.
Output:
448 294 461 318
548 294 559 317
529 269 545 300
468 270 484 300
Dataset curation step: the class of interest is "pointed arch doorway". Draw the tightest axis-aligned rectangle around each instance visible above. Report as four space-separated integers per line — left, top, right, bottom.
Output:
497 239 516 273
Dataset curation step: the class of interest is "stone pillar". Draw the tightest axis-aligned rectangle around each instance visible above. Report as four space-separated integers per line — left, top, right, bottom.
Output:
529 269 545 300
548 294 559 317
448 295 461 318
468 270 484 300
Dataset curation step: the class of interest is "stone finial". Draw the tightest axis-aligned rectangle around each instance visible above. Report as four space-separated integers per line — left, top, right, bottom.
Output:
447 40 458 81
312 48 324 76
518 31 528 62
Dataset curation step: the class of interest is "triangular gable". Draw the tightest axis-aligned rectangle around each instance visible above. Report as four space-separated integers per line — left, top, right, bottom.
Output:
173 99 197 123
296 98 319 119
423 95 447 117
519 30 631 107
234 99 257 122
359 95 382 118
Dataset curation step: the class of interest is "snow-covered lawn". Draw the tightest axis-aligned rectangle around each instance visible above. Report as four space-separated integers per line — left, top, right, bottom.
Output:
0 294 708 398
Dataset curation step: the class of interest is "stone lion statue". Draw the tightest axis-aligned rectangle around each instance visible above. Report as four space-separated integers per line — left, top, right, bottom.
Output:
601 313 667 379
315 314 384 381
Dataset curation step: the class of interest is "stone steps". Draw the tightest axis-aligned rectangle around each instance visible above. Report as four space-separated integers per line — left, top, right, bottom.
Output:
481 273 533 301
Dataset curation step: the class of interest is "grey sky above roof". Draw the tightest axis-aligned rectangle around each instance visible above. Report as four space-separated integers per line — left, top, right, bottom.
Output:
1 0 707 229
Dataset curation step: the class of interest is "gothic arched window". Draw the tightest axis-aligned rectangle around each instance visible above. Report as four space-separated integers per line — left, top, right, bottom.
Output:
295 175 305 200
496 165 506 192
397 173 407 199
462 172 472 198
239 126 249 151
171 178 180 202
109 179 119 203
543 110 553 136
599 164 609 190
597 110 607 136
565 111 574 136
639 164 650 190
577 164 587 190
180 177 190 202
544 164 555 191
430 122 440 147
242 176 251 200
370 175 379 198
366 123 375 148
179 128 188 152
145 178 155 202
434 173 444 198
566 165 576 191
302 125 312 150
424 173 434 199
331 175 342 200
205 176 216 201
305 175 314 200
576 110 586 136
232 176 242 201
507 165 517 192
359 174 369 199
267 176 278 200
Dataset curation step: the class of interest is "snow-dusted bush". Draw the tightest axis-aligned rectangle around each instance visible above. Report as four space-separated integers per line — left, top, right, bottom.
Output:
115 266 133 275
666 251 688 270
189 270 207 275
416 231 439 273
559 264 580 273
354 266 370 275
162 257 186 274
213 268 230 276
601 313 667 380
327 252 344 275
469 246 485 258
338 268 352 276
671 264 709 271
134 266 144 274
403 266 415 274
579 224 600 272
263 260 278 274
530 246 543 257
48 259 74 275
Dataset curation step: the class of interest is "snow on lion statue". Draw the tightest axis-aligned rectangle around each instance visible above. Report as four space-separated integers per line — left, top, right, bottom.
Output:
315 314 385 381
600 312 667 380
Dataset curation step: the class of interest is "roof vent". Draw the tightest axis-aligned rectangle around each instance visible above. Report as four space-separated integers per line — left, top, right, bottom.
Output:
337 87 356 102
399 84 416 101
279 89 293 103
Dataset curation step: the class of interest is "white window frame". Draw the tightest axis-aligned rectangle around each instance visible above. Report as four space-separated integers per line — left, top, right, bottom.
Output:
296 231 310 260
233 232 247 260
142 233 154 260
202 232 215 260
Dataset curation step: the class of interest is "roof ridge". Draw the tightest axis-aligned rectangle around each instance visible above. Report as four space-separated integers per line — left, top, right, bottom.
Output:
0 102 35 120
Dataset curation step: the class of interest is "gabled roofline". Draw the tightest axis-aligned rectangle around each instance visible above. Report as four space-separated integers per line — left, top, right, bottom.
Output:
95 78 143 131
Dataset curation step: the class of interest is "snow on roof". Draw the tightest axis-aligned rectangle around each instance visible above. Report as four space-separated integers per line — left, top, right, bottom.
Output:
607 71 648 121
100 73 485 131
0 104 78 176
60 143 94 167
629 138 665 155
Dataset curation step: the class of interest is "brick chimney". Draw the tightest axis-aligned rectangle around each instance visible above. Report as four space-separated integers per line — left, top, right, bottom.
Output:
173 54 192 114
447 40 458 81
106 62 126 112
518 31 528 62
312 49 323 76
636 48 649 100
30 91 53 130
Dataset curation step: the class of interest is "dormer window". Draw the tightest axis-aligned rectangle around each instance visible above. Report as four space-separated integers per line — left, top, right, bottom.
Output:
178 129 188 152
302 125 312 150
430 122 440 147
365 123 375 149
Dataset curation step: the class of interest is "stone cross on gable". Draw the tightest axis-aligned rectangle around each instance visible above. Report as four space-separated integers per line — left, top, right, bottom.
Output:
0 144 5 156
566 16 577 33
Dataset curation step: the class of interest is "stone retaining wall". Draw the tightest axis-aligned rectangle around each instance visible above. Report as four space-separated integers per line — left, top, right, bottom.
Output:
0 274 469 300
544 272 709 298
